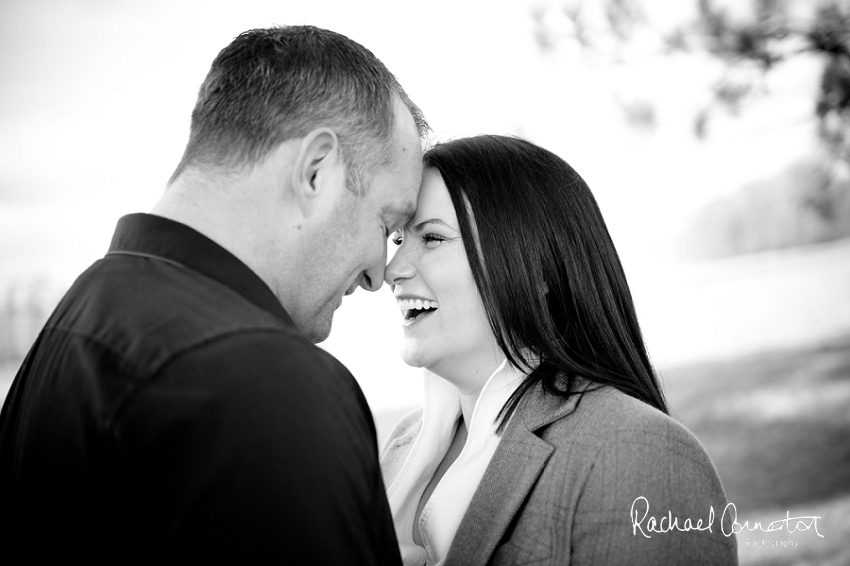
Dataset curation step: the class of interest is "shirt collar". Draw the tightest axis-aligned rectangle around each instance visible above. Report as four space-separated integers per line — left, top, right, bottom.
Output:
107 213 293 326
386 359 536 565
421 357 530 444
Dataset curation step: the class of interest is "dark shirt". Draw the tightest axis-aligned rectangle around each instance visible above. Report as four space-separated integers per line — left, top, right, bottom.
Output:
0 213 401 564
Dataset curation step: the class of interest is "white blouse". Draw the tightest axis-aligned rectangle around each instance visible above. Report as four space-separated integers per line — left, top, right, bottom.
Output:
385 359 530 566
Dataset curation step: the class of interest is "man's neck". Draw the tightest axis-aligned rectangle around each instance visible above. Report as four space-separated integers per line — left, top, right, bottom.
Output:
150 168 299 310
153 171 231 242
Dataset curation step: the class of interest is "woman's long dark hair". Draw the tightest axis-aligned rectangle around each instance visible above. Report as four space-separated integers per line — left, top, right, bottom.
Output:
423 135 668 432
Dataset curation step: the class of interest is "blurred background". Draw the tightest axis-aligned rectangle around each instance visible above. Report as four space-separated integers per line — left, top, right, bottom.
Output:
1 1 848 563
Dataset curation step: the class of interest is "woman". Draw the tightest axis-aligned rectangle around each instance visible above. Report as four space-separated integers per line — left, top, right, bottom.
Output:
381 135 737 566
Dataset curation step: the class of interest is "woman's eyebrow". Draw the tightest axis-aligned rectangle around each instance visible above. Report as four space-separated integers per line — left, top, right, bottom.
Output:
412 218 456 232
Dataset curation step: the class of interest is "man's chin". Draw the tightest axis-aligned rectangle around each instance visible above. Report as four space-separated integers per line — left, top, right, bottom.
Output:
288 307 335 344
305 319 333 344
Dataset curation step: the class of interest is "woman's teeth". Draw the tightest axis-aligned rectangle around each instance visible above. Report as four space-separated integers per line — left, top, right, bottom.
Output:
398 298 439 323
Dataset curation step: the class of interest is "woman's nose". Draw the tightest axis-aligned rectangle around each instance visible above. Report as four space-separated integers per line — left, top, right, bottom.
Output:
385 242 415 286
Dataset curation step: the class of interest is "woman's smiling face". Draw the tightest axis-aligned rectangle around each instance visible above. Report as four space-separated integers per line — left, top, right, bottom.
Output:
385 168 502 387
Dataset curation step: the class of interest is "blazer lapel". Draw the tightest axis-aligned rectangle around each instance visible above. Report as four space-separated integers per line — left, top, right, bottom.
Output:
445 381 584 566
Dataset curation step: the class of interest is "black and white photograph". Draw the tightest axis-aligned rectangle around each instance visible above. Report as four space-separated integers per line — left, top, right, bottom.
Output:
1 1 848 564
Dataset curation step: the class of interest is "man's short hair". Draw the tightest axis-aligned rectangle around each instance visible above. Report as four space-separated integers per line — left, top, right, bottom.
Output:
169 25 428 191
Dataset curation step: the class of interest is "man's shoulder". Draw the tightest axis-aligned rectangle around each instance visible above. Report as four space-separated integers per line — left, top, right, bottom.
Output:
173 327 356 389
40 251 374 443
50 251 299 370
128 330 367 426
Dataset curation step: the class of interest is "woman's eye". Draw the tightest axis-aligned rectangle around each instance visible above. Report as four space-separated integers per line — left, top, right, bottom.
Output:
423 233 448 247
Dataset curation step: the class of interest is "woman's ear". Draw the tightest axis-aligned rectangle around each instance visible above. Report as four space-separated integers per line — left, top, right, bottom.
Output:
291 127 343 218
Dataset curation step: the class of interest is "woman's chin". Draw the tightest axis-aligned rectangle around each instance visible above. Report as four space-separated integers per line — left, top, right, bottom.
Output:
400 354 426 369
400 345 432 370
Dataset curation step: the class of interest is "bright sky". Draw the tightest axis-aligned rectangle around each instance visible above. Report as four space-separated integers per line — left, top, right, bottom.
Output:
0 0 828 410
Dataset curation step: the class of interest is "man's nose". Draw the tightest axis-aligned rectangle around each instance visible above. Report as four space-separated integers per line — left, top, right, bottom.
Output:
357 264 384 292
354 245 388 293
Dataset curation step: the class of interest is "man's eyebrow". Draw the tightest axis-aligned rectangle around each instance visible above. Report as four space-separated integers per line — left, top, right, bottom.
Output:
382 202 417 220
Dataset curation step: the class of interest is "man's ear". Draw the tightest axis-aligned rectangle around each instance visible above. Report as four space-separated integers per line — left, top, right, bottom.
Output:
291 127 343 218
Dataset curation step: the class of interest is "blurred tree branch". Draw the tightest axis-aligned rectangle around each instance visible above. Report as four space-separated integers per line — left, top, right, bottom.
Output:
692 0 849 168
532 0 850 168
532 0 850 255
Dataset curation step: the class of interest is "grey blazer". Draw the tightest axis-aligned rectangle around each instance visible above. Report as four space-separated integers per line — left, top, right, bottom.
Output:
381 383 738 566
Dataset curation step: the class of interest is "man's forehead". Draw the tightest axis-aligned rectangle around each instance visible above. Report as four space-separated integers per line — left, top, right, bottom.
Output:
388 97 424 185
377 101 423 223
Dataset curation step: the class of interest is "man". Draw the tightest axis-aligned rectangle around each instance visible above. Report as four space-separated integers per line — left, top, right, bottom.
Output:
0 26 426 562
